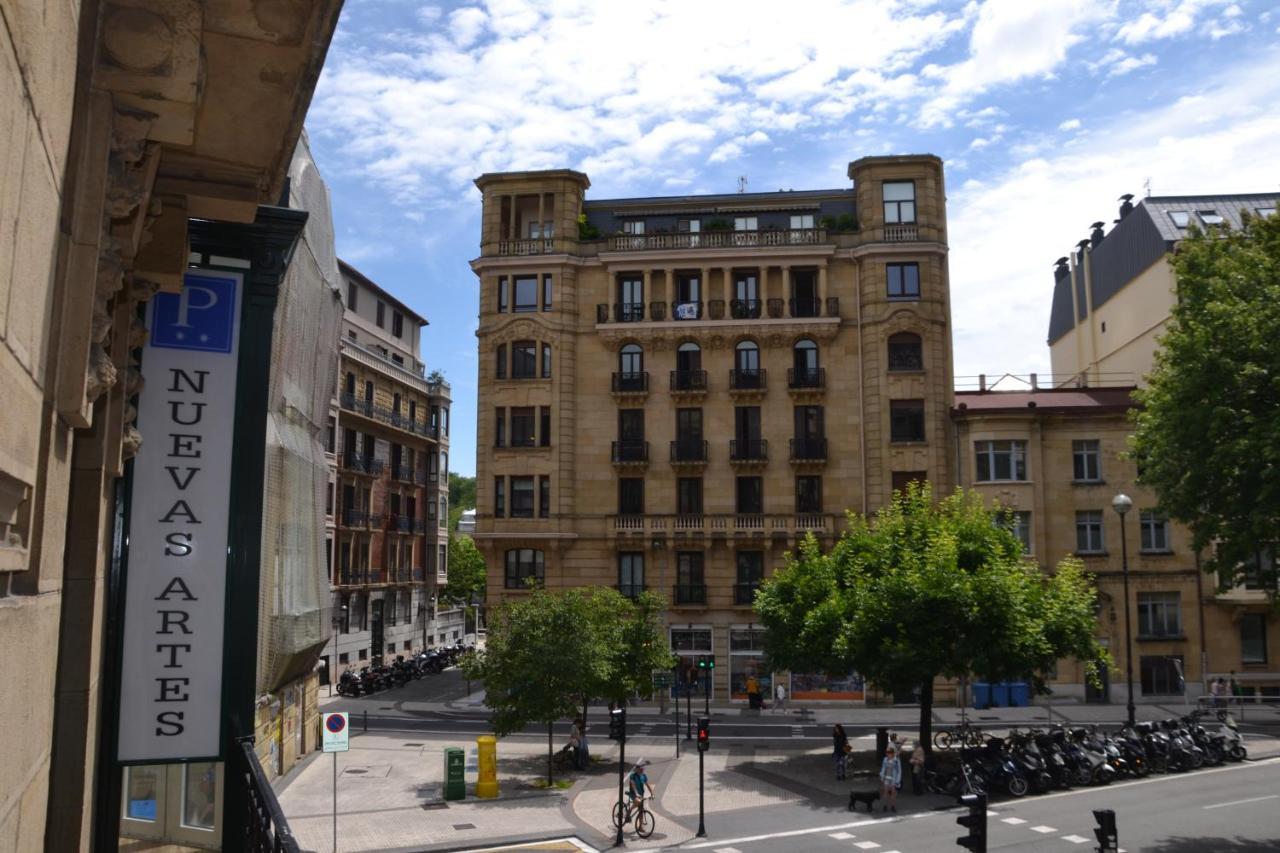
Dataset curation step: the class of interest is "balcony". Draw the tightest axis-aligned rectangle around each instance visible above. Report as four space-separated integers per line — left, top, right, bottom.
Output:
787 367 826 395
673 583 708 606
388 514 413 533
497 238 555 256
603 302 645 323
608 513 839 542
788 297 822 318
611 440 650 467
884 224 919 242
616 583 647 600
412 566 426 581
339 392 442 441
413 519 427 534
608 228 828 252
392 464 415 483
594 296 841 329
729 369 766 398
670 369 708 397
611 371 650 397
339 454 385 477
340 508 373 529
670 301 702 321
729 299 762 320
734 582 760 606
670 439 709 467
729 439 768 466
790 437 828 464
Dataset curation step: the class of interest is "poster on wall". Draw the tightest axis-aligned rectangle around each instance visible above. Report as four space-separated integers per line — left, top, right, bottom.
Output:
792 671 866 702
117 270 243 762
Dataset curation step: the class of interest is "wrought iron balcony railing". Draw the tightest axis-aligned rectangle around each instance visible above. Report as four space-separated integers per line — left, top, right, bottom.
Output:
670 439 709 463
729 439 768 461
787 367 825 389
670 369 707 392
790 437 828 461
611 440 649 463
612 371 649 393
729 368 766 391
674 583 708 605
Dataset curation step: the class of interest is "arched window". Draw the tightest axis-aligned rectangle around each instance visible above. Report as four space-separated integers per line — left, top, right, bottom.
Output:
504 549 545 588
674 342 703 391
887 332 923 372
734 340 761 389
791 339 821 388
616 344 646 392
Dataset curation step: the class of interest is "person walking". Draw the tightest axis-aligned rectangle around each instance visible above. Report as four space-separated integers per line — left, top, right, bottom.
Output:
1229 671 1242 706
573 718 590 770
833 723 850 781
880 746 901 812
774 681 788 714
909 744 926 795
746 674 761 710
1210 677 1226 709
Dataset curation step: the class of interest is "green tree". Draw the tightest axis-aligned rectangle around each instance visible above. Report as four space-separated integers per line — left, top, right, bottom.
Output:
1131 211 1280 595
448 472 476 531
754 484 1106 756
444 534 488 632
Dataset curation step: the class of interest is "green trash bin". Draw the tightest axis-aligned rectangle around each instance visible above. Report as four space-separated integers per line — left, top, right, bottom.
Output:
444 747 466 801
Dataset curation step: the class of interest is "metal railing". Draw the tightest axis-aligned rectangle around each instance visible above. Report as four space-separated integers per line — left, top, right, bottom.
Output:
729 368 766 391
614 302 646 322
609 228 827 251
341 508 372 528
788 367 825 389
729 298 762 319
788 297 822 318
612 371 649 393
670 369 708 392
674 583 708 605
611 440 649 463
790 437 828 460
392 464 414 482
670 439 709 463
671 300 702 320
616 583 647 599
340 455 385 476
234 737 301 852
729 439 768 461
734 582 760 606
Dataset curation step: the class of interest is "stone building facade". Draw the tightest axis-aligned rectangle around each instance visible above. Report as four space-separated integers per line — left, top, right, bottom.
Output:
0 1 340 849
954 387 1280 704
322 261 462 678
471 155 954 701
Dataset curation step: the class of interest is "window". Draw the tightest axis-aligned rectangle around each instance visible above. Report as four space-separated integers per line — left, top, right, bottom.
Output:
1141 655 1184 696
618 408 645 445
511 340 537 378
376 300 385 328
440 451 447 479
790 214 814 230
618 343 644 389
326 417 335 454
121 763 224 846
887 332 923 371
497 276 508 312
392 311 404 338
347 330 356 341
1073 439 1102 482
796 476 822 513
736 551 764 604
439 496 447 528
623 220 646 235
618 275 644 321
494 477 505 517
734 216 758 231
889 399 925 442
619 478 644 515
883 181 916 223
541 343 552 378
510 476 535 518
997 510 1033 554
732 272 760 316
677 477 703 515
1169 210 1190 228
344 281 360 312
736 476 763 514
1240 614 1267 663
504 549 544 588
1198 209 1224 226
792 339 820 385
618 553 644 596
513 276 539 312
539 475 551 518
887 263 920 298
542 274 553 310
676 552 705 604
540 406 551 447
511 407 535 447
1140 511 1170 552
391 353 403 365
1138 592 1182 638
1075 510 1105 553
1256 207 1276 218
891 470 926 494
974 440 1028 481
494 407 506 447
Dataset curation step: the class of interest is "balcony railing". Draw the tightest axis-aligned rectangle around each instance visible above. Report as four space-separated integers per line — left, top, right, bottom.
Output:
612 371 649 393
614 302 646 322
608 513 837 538
412 566 426 581
788 297 822 318
595 296 840 324
611 440 649 464
616 583 647 599
609 228 827 251
729 369 766 391
413 519 427 534
341 509 372 528
497 238 555 255
788 367 826 390
339 455 385 476
729 439 768 462
884 224 919 242
734 582 760 606
339 392 441 440
670 440 709 463
388 514 413 533
790 437 828 461
233 736 302 853
674 583 708 605
649 301 666 321
392 464 414 482
671 301 702 320
670 369 708 392
729 298 762 319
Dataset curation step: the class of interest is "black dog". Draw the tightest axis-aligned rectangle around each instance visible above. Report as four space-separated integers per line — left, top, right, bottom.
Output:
848 790 880 812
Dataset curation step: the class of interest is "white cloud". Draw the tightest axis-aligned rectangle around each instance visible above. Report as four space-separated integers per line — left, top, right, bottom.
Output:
1058 118 1082 131
1115 0 1233 45
1110 52 1158 75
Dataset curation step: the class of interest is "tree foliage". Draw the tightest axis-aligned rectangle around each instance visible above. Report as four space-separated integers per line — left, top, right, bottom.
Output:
448 472 476 531
1131 211 1280 594
443 533 487 605
461 587 675 781
755 484 1106 754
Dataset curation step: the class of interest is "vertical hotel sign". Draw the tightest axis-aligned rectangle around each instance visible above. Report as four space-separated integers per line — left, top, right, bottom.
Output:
118 271 242 761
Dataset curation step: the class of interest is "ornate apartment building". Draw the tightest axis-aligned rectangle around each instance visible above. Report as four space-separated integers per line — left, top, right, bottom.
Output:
322 261 462 678
471 155 954 702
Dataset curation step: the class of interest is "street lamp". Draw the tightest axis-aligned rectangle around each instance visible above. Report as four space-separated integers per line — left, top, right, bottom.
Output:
1111 492 1135 727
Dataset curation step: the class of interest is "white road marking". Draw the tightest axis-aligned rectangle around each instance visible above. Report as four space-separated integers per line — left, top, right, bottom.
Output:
828 832 855 840
712 848 741 853
853 843 881 850
631 817 896 852
1030 825 1058 833
1001 817 1027 825
1062 835 1090 844
1203 794 1279 810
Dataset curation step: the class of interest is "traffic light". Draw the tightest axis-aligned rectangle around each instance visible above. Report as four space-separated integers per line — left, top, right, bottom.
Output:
695 655 716 671
608 708 626 742
1093 809 1117 853
696 716 710 752
955 792 986 852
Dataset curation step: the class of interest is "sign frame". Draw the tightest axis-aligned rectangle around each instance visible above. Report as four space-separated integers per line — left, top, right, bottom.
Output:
322 712 350 753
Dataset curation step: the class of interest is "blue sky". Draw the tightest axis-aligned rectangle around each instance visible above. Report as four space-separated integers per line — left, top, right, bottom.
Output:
305 0 1280 476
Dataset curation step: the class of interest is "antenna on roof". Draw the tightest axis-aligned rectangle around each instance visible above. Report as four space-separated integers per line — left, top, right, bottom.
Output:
738 176 748 194
1144 177 1152 198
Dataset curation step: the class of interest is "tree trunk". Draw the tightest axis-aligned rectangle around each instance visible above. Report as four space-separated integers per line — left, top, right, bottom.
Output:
919 678 934 766
547 722 554 786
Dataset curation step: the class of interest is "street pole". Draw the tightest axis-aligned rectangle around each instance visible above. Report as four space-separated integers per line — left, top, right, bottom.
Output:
674 673 680 758
686 678 692 740
1113 493 1136 728
615 724 626 847
696 748 706 837
333 751 338 853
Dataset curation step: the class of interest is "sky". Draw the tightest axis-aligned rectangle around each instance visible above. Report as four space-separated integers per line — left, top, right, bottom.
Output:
305 0 1280 477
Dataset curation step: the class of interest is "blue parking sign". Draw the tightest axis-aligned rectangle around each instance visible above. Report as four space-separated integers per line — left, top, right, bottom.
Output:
151 273 238 353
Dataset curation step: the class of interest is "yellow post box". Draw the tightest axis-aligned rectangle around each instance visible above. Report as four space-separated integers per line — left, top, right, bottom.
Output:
475 735 499 798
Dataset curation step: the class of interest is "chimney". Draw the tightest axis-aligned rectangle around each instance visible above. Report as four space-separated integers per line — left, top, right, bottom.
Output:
1076 238 1090 262
1118 193 1134 220
1090 221 1105 247
1054 256 1070 278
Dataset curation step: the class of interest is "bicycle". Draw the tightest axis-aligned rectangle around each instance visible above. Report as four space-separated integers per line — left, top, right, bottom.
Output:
933 722 990 751
612 796 655 838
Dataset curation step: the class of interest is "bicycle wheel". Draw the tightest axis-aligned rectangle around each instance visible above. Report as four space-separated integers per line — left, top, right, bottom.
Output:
612 801 626 829
933 729 953 750
635 808 655 839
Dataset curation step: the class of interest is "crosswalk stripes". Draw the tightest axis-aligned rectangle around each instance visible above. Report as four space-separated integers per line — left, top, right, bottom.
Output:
828 832 855 840
1061 835 1090 844
712 848 741 853
852 842 881 850
1001 817 1027 825
1030 825 1058 834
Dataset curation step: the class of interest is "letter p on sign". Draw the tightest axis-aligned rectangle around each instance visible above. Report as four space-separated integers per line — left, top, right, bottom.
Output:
322 712 349 753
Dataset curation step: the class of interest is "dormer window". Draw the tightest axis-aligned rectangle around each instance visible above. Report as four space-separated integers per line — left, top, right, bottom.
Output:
1169 211 1190 228
1198 210 1224 226
1256 208 1275 218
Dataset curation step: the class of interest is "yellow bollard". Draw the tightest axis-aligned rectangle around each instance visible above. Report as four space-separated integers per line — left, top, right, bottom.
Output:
475 735 499 799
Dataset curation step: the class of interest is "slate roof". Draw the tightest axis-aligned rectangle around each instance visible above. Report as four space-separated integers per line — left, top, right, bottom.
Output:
953 387 1138 416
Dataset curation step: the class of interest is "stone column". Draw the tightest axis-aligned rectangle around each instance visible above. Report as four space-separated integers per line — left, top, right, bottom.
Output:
536 192 545 240
507 194 516 240
818 265 829 308
782 265 791 316
666 267 675 310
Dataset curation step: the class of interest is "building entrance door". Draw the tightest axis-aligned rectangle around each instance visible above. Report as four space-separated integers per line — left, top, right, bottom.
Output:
371 599 385 663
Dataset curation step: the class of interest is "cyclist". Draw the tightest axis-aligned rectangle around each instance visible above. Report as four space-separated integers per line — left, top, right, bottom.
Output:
627 758 653 812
